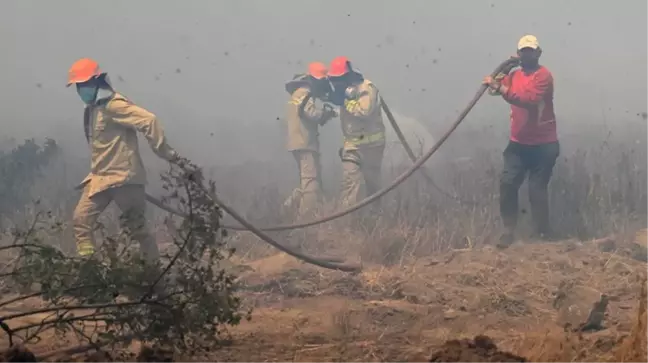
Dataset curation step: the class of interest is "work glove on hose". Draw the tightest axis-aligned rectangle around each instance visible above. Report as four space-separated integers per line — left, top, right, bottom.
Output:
319 103 338 126
328 84 362 107
484 55 520 96
483 75 504 95
344 85 360 100
168 150 181 164
344 85 369 101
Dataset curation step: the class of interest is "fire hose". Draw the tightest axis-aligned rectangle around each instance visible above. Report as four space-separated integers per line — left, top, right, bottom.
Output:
145 58 516 271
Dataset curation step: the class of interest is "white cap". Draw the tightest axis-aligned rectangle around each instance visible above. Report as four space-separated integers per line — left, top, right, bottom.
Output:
517 35 540 50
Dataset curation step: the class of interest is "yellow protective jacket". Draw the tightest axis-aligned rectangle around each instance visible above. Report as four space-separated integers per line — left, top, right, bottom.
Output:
339 78 386 150
284 76 331 152
80 92 177 198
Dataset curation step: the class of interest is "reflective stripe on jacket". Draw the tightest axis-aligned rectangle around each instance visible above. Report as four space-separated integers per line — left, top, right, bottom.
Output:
339 78 386 150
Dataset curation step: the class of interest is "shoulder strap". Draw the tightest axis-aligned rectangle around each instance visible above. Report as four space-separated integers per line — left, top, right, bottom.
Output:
83 106 92 144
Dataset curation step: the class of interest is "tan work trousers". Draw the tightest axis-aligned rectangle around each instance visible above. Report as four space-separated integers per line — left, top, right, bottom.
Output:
292 150 323 218
72 183 159 262
339 144 385 208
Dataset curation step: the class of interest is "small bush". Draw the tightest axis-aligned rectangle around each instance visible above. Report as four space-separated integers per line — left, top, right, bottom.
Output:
0 157 247 355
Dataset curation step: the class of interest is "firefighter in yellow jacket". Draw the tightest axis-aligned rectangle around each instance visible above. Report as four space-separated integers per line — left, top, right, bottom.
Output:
66 58 179 262
327 56 386 208
283 62 337 218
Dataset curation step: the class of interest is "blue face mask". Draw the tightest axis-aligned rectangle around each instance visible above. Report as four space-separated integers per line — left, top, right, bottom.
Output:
76 83 99 105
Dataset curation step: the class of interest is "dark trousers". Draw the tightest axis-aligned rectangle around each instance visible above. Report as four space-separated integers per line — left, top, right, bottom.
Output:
500 141 559 235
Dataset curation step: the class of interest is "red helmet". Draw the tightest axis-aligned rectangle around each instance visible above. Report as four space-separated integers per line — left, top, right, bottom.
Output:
328 56 351 77
67 58 104 87
307 62 328 79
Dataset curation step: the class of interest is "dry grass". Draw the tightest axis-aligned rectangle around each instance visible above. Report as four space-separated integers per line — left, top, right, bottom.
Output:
187 240 645 362
1 118 646 361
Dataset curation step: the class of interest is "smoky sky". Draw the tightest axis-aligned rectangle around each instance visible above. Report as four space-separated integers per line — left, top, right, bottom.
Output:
0 0 646 166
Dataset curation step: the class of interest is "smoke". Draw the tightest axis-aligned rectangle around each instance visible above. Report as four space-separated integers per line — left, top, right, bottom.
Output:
0 0 645 179
383 110 438 170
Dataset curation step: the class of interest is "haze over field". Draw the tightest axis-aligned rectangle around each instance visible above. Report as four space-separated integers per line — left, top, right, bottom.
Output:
0 0 645 169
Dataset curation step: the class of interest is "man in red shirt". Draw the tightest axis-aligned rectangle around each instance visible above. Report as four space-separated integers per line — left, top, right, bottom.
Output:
483 35 560 248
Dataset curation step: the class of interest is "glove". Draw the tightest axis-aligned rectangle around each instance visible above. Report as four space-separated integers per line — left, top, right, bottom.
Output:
169 150 180 164
482 76 501 91
320 103 338 125
170 151 190 170
323 103 337 116
344 86 360 100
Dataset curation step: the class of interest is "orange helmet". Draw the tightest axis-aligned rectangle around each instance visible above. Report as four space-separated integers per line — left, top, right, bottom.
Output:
328 56 351 77
307 62 328 80
67 58 104 87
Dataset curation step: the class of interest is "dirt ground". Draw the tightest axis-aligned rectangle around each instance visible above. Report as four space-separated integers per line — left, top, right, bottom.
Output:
2 237 647 362
214 238 646 362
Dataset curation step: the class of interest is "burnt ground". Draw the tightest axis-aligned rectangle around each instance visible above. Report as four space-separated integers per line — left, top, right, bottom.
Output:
429 335 527 362
1 238 646 362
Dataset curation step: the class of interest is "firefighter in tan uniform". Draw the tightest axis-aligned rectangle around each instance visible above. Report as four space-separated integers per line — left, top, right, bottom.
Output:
66 58 179 262
327 56 386 208
283 62 337 218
